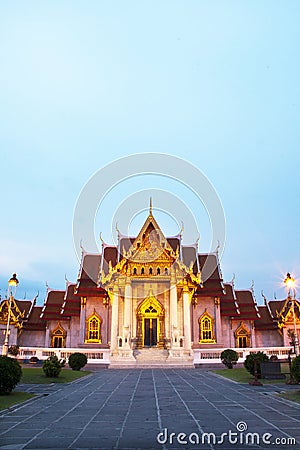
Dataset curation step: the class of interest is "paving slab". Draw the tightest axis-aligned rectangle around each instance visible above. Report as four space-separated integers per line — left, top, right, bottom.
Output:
0 369 299 449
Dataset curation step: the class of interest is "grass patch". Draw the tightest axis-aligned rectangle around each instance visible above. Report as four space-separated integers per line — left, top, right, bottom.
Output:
278 390 300 404
0 391 35 410
213 368 252 383
213 364 291 384
21 368 91 384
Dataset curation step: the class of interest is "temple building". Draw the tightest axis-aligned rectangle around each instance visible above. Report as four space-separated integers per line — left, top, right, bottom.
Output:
0 205 299 366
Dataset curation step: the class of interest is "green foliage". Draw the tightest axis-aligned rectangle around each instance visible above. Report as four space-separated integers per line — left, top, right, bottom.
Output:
0 355 22 395
291 355 300 382
221 349 239 369
68 352 88 371
244 351 269 378
8 345 19 356
42 355 65 378
0 391 34 410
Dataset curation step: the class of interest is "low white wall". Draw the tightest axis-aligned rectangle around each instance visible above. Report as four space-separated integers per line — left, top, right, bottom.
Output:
17 347 110 365
193 346 293 364
16 345 293 366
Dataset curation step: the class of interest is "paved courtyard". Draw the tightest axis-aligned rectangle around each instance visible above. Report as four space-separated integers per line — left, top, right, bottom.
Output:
0 369 300 449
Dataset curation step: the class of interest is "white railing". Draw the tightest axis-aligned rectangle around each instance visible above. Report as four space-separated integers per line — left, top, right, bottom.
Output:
193 346 293 364
17 347 110 364
17 346 293 366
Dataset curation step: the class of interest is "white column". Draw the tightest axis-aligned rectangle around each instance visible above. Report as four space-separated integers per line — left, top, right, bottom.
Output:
170 270 178 346
110 286 119 353
123 278 132 347
251 320 256 348
79 297 86 344
214 297 221 344
45 326 50 347
66 323 71 347
183 285 192 350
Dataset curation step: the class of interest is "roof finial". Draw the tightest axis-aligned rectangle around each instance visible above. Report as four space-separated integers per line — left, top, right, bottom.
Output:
179 221 184 236
65 274 70 285
261 290 267 305
149 197 153 215
231 273 235 286
99 232 104 245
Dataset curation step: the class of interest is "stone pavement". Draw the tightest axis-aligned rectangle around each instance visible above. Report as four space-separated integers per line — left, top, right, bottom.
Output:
0 369 300 450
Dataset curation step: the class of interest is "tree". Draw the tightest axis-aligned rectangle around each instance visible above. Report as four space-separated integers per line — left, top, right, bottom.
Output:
43 355 65 378
8 345 19 357
291 355 300 382
68 353 88 371
0 356 22 395
244 351 269 378
221 349 239 369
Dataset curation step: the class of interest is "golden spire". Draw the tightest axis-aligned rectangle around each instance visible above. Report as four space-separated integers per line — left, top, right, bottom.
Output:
149 197 153 216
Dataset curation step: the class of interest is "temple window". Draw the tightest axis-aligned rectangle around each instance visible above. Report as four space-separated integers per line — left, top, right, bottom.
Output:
86 313 102 343
164 267 168 274
235 323 250 348
51 323 66 348
133 267 137 275
141 267 145 275
157 267 161 275
149 267 153 275
199 312 215 343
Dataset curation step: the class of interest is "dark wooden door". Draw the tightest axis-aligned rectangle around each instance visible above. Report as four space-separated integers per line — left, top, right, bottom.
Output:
144 318 157 347
144 318 150 346
53 336 63 348
152 318 157 346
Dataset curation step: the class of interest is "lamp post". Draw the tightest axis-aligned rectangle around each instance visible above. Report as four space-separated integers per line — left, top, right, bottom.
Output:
284 273 300 356
2 273 19 356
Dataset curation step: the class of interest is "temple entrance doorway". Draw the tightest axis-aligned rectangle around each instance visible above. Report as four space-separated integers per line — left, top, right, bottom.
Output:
136 293 165 348
144 317 157 346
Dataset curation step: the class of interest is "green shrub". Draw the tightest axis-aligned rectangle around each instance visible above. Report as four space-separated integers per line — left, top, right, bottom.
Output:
68 353 88 371
221 349 239 369
42 355 65 378
291 355 300 382
244 351 269 378
8 345 19 356
0 355 22 395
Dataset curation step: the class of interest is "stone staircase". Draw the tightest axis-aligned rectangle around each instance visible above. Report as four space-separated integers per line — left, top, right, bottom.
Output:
134 348 168 367
109 348 195 369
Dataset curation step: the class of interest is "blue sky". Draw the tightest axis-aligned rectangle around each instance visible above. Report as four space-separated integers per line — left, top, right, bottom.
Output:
0 1 299 304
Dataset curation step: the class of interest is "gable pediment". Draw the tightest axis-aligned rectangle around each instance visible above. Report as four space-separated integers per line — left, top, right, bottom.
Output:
276 298 300 325
124 214 176 264
0 299 26 329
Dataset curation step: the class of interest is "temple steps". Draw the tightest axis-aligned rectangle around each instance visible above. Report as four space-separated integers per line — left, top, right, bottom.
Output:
109 348 195 369
134 348 168 363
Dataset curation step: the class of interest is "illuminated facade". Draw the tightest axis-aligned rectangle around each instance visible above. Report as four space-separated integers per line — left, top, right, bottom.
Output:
0 207 299 365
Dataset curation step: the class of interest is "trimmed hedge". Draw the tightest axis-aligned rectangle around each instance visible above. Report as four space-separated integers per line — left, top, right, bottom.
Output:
43 355 65 378
244 351 269 378
0 355 22 395
291 355 300 382
221 349 239 369
68 353 88 371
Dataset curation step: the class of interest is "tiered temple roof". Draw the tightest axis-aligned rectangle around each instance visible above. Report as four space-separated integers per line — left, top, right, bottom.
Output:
0 210 292 334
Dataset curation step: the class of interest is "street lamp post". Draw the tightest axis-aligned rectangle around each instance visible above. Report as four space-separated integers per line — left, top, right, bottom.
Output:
2 273 19 356
284 273 300 356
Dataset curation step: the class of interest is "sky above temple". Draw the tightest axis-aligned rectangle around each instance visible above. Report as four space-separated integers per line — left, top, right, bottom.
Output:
1 1 300 304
